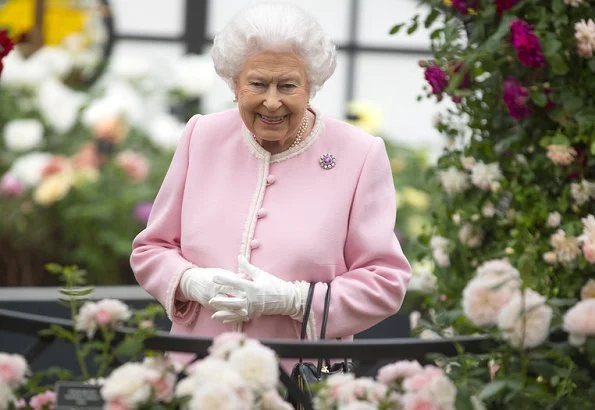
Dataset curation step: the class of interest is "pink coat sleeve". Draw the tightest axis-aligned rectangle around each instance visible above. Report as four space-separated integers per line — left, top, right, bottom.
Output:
310 137 411 338
130 115 201 324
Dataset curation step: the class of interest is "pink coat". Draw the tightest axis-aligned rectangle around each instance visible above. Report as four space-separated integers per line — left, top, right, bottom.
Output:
130 108 411 360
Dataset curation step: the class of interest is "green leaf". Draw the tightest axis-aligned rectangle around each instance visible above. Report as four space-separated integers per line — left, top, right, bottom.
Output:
407 19 419 35
424 9 440 29
45 263 63 274
588 59 595 73
389 23 405 35
590 140 595 155
548 54 569 75
479 380 508 400
530 89 547 107
552 0 565 14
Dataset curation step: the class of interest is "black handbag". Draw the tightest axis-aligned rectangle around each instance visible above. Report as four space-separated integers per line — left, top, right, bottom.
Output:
288 282 356 409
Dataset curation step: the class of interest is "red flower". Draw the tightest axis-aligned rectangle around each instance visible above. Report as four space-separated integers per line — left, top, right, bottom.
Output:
496 0 519 14
510 20 545 68
0 30 14 77
0 30 14 59
452 0 479 15
502 77 531 120
424 64 448 98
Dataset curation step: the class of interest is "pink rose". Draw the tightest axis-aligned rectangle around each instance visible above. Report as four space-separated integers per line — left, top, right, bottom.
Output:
115 151 150 182
377 360 423 385
583 242 595 264
29 390 56 410
0 174 25 197
496 0 519 14
0 353 28 387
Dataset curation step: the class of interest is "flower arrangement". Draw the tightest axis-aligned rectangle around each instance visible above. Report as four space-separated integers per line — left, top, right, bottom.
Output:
0 40 215 285
390 0 595 406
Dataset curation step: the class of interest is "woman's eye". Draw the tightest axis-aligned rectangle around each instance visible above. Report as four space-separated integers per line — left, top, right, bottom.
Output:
280 84 297 90
250 82 265 87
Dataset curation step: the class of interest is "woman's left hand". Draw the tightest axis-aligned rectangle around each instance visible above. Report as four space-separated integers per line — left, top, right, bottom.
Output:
208 256 308 323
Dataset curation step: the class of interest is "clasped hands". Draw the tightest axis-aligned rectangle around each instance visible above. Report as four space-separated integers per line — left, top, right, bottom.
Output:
179 256 303 324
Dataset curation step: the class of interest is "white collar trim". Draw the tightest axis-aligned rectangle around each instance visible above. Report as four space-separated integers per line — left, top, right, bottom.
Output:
241 107 324 163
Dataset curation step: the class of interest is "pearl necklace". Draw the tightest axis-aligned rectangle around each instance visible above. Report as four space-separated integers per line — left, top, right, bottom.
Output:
288 114 309 149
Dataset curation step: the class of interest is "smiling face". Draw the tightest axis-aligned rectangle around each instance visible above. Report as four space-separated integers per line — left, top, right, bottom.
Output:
234 51 310 148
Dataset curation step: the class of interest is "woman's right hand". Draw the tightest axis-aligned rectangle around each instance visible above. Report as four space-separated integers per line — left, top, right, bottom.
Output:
179 268 247 317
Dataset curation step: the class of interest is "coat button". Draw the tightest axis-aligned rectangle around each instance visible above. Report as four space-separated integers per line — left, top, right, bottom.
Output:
266 175 276 185
250 239 260 249
257 208 267 218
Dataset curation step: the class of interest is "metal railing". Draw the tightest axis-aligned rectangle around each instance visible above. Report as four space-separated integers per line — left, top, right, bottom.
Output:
0 307 498 409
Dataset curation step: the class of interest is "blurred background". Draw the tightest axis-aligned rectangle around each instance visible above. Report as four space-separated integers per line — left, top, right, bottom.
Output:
0 0 444 287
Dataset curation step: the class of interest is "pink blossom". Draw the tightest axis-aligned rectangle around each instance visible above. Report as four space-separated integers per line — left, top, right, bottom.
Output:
583 242 595 263
563 299 595 346
496 0 519 14
0 174 25 197
14 398 28 409
115 151 150 182
377 360 423 385
0 353 28 387
145 369 176 401
502 77 531 120
402 366 442 392
424 65 448 97
29 390 56 410
546 145 577 166
402 392 439 410
510 20 545 68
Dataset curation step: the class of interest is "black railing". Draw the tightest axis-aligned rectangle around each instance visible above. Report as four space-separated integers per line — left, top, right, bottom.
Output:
0 307 496 409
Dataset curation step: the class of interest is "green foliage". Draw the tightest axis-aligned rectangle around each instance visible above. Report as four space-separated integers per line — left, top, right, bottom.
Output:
0 81 188 285
393 0 595 407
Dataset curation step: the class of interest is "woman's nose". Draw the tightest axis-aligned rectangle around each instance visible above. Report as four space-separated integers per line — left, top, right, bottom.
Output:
263 87 282 111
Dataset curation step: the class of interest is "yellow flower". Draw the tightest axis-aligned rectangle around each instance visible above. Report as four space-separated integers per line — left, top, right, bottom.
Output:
406 215 428 236
33 171 73 206
0 0 87 46
346 100 383 135
400 187 430 210
73 168 100 187
443 0 453 6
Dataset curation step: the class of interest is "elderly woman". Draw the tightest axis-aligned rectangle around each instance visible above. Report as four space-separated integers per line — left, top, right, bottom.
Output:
130 2 411 361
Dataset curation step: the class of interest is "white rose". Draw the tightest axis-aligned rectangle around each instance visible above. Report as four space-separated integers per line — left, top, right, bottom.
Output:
470 162 502 191
228 342 279 393
547 212 562 228
146 114 185 151
169 54 216 98
28 47 74 78
189 383 248 410
8 152 52 186
438 167 469 194
101 363 152 408
37 79 85 133
3 119 44 151
497 289 553 348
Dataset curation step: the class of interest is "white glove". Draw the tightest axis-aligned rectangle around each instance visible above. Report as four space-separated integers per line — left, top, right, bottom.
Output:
179 267 247 317
209 256 309 323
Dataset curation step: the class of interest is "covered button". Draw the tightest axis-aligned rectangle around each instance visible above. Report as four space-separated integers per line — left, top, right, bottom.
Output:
250 239 260 249
266 175 276 185
257 208 267 218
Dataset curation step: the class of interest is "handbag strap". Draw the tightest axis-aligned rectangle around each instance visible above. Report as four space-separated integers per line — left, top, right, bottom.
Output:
299 282 316 341
317 283 332 372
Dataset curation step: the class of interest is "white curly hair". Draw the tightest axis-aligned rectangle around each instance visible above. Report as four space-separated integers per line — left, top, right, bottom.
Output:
211 2 337 98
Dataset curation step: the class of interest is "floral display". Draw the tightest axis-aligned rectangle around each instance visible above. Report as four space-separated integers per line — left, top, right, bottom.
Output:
0 40 215 285
390 0 595 406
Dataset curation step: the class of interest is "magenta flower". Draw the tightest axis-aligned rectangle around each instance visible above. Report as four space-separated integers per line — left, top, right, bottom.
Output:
424 65 448 98
133 201 153 225
502 78 531 120
452 0 478 15
510 20 545 68
496 0 519 14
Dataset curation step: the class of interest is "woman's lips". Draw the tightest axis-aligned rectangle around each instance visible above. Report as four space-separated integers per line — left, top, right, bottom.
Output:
259 114 286 125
